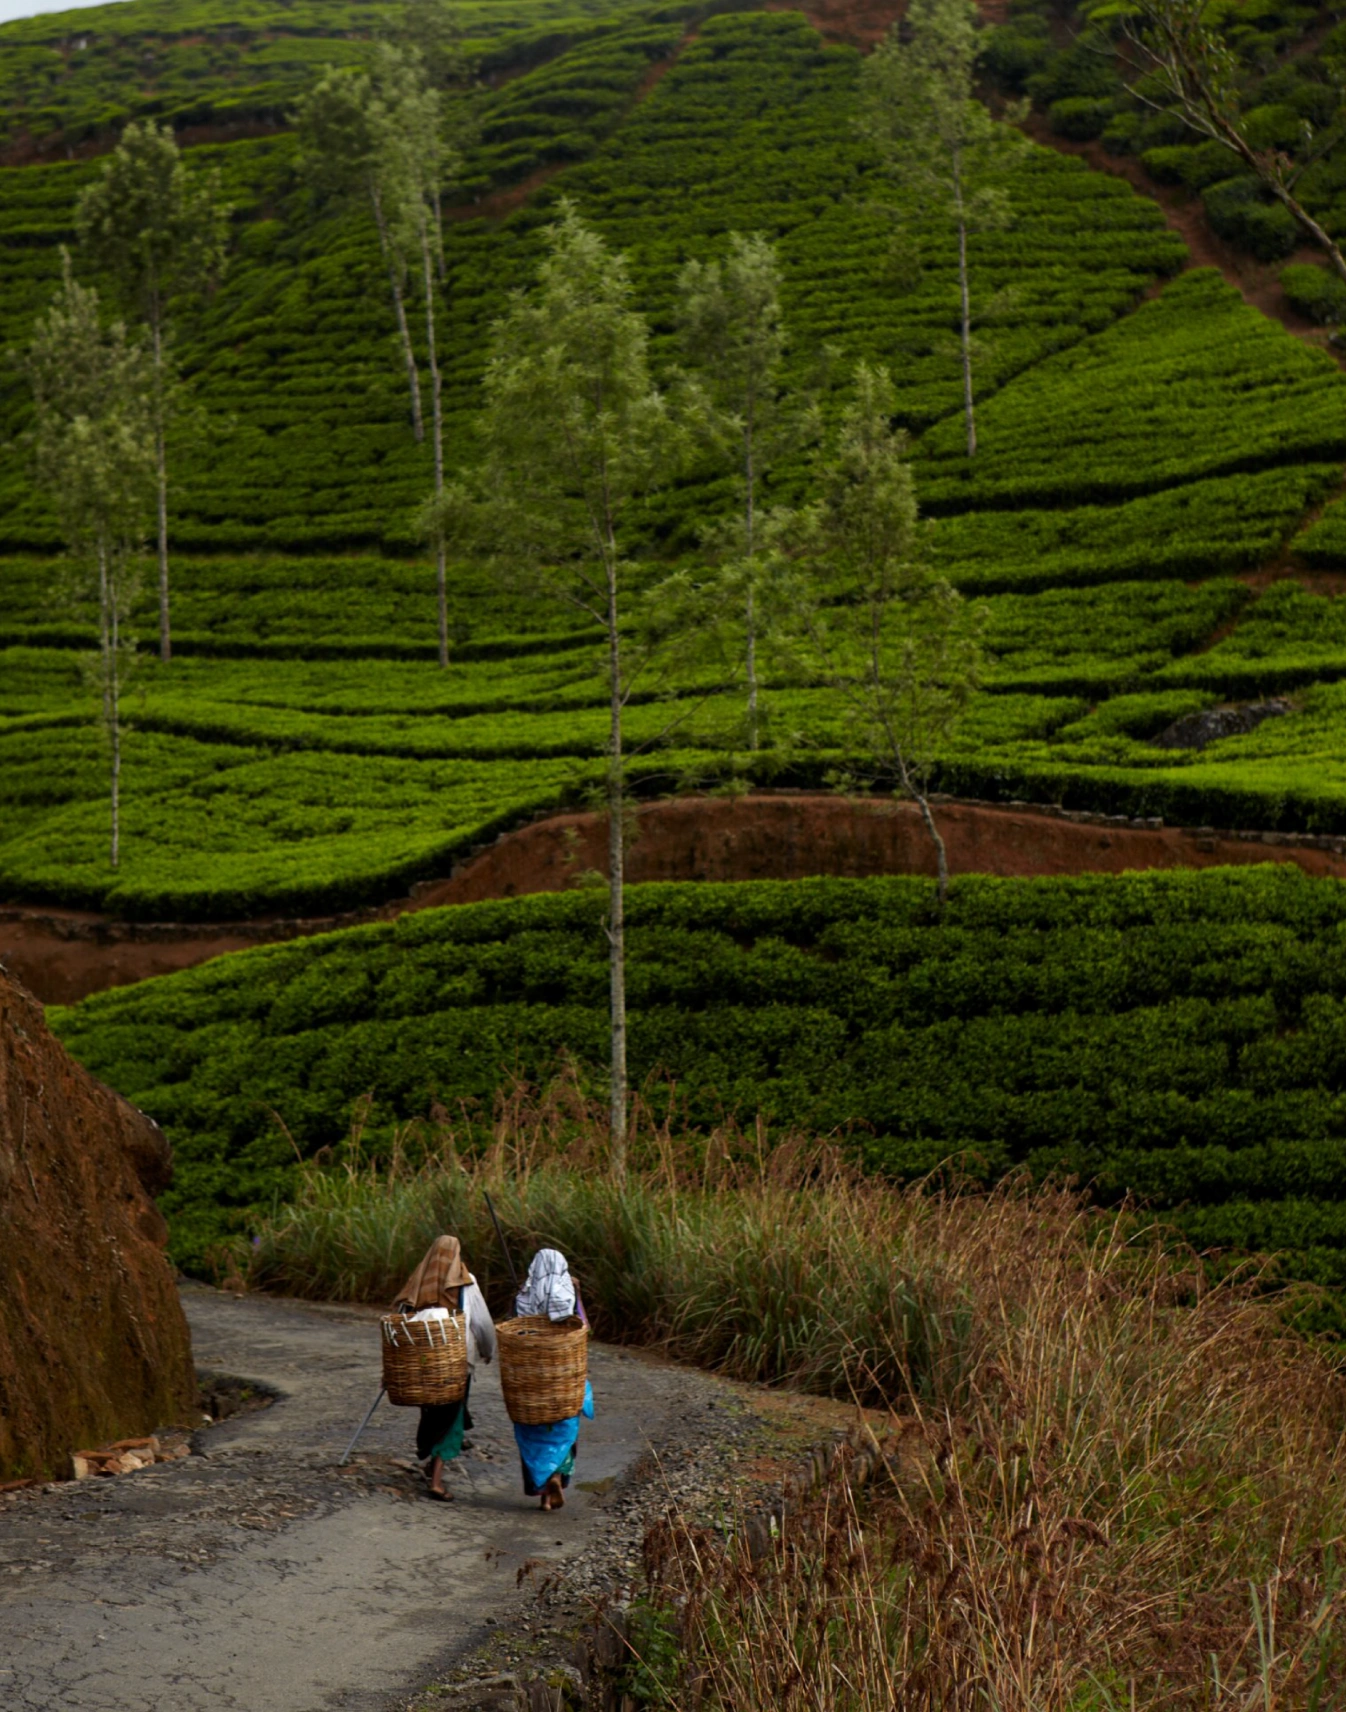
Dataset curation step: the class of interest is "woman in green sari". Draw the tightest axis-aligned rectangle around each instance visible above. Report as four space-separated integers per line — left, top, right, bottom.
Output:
394 1234 497 1500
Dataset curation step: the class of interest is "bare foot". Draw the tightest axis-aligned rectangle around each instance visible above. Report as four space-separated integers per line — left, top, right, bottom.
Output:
543 1475 565 1511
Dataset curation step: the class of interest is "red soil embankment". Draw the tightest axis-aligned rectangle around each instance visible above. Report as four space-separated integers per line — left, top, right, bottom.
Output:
0 968 196 1480
767 0 904 48
5 795 1346 1007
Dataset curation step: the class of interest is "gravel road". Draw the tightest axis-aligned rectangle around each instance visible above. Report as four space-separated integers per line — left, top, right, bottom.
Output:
0 1283 742 1712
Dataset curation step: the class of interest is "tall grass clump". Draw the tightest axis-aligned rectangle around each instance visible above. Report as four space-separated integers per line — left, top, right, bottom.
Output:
246 1077 1346 1704
641 1207 1346 1709
246 1080 975 1403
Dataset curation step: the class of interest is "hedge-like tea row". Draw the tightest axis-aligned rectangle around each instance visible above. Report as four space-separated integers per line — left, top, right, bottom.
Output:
916 271 1346 512
0 12 1188 557
0 0 650 149
48 867 1346 1275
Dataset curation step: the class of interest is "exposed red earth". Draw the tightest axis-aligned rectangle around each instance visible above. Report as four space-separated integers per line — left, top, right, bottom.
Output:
5 794 1346 1007
0 967 195 1480
768 0 905 48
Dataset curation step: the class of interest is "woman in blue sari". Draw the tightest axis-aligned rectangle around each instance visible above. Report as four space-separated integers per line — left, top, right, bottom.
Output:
513 1248 593 1510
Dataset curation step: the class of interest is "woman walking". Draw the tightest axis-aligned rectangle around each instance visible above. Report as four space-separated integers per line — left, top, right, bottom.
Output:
394 1234 496 1501
511 1247 593 1511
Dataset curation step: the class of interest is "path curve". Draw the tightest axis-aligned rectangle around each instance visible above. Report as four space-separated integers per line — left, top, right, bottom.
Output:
0 1284 730 1712
7 793 1346 1005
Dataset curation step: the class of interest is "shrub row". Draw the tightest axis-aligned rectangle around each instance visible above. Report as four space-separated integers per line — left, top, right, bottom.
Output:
49 867 1346 1272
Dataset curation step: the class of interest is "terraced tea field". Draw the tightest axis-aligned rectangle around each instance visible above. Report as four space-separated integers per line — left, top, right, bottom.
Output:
49 865 1346 1295
7 0 1346 1301
4 9 1346 918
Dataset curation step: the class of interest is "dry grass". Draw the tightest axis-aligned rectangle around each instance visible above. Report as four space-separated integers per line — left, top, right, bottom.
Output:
647 1194 1346 1710
245 1075 1346 1707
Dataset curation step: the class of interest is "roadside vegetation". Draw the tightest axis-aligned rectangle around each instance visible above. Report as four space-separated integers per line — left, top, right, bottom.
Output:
245 1120 1346 1707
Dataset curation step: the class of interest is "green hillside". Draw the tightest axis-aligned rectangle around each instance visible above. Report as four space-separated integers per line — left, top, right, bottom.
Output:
991 0 1346 286
7 0 1346 1314
5 3 1346 917
50 865 1346 1282
0 0 650 152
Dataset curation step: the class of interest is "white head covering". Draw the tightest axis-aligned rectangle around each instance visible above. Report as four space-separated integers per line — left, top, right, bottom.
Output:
515 1248 577 1322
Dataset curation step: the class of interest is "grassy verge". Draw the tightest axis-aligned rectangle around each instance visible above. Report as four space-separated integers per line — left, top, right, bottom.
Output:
245 1108 974 1403
643 1232 1346 1706
246 1109 1346 1705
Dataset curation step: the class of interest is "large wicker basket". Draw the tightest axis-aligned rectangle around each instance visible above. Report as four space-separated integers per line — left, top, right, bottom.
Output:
497 1314 588 1425
381 1313 468 1406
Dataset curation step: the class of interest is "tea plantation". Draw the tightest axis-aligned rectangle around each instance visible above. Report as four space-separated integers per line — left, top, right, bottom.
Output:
5 6 1346 914
8 0 1346 1294
48 866 1346 1286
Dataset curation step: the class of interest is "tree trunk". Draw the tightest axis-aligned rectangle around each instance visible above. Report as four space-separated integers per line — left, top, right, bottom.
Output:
744 410 758 750
97 539 112 742
1268 180 1346 283
437 549 448 670
420 220 449 669
1217 121 1346 281
110 657 121 873
895 751 949 909
151 314 170 663
99 540 121 871
606 559 628 1181
745 585 758 751
371 183 424 442
916 790 949 908
957 210 975 460
1129 38 1346 285
432 185 447 284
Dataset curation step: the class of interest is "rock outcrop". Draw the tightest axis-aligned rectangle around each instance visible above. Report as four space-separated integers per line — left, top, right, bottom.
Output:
1153 699 1291 752
0 966 194 1480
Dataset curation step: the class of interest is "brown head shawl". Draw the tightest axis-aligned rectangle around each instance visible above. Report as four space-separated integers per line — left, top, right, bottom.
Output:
394 1235 472 1312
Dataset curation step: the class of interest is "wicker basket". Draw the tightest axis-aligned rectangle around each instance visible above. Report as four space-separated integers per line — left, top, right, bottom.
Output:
497 1314 588 1425
380 1313 468 1406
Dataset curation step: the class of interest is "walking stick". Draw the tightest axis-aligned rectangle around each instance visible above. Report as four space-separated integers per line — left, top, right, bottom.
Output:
483 1191 519 1294
339 1386 385 1466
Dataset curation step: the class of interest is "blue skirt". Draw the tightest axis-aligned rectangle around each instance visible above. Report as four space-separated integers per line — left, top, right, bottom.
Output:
514 1380 594 1494
515 1417 579 1494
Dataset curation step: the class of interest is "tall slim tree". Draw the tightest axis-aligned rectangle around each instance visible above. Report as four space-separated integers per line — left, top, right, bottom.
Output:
860 0 1023 458
480 202 684 1174
376 43 465 668
295 68 425 444
23 256 156 870
76 120 228 663
396 0 480 283
1089 0 1346 280
800 363 986 906
677 232 797 750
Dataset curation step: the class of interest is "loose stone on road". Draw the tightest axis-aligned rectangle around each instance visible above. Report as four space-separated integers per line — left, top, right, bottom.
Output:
0 1284 736 1712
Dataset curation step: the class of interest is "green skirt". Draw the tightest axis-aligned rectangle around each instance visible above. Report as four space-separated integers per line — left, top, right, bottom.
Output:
416 1377 472 1462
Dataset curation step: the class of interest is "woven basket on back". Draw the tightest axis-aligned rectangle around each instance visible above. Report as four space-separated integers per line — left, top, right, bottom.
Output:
497 1314 588 1425
380 1313 468 1406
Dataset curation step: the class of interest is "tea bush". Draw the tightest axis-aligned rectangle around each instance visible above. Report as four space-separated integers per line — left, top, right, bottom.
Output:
49 867 1346 1280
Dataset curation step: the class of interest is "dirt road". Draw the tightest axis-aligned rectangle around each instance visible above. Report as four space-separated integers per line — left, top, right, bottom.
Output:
0 1285 736 1712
